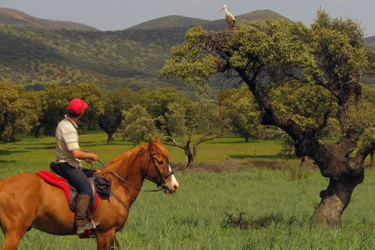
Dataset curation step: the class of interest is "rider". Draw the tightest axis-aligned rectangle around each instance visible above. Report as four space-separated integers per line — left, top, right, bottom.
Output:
56 98 100 235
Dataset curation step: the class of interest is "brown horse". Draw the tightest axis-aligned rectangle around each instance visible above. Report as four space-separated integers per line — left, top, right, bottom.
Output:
0 136 179 250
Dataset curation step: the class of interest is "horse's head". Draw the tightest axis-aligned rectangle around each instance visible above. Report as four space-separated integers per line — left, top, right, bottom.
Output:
146 136 179 194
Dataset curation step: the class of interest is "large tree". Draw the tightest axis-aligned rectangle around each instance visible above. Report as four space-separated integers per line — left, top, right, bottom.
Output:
160 10 375 225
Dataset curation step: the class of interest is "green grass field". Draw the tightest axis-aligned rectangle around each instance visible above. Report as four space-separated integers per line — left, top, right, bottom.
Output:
1 132 375 249
0 132 292 174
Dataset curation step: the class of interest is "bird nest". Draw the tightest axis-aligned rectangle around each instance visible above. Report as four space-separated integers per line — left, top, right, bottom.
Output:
203 30 232 58
203 31 235 72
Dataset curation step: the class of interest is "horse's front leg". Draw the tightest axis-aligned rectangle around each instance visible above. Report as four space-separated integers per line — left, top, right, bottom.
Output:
96 229 121 250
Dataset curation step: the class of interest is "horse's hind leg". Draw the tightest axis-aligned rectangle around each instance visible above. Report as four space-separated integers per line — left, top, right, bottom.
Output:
1 215 32 250
1 230 28 250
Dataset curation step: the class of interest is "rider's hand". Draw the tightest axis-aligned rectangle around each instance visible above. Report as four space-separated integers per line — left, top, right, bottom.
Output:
91 153 98 161
85 153 98 163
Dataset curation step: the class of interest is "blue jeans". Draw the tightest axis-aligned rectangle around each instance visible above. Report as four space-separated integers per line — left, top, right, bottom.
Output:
57 162 93 199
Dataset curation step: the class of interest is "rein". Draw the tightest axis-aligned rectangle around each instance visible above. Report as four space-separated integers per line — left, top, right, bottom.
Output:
97 159 163 192
98 159 161 193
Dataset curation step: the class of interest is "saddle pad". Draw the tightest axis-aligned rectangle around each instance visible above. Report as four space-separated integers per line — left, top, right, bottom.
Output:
36 170 99 210
36 170 71 203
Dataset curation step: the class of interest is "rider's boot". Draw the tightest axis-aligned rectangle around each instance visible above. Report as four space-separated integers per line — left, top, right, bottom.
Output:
75 194 100 235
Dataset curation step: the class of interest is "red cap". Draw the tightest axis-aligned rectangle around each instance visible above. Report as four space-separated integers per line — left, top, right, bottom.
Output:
67 98 88 114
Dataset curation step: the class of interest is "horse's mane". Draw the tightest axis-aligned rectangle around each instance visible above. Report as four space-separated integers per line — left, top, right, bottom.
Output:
104 142 170 178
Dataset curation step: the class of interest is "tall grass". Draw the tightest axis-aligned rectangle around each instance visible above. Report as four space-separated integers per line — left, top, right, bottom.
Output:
3 170 375 249
1 133 375 249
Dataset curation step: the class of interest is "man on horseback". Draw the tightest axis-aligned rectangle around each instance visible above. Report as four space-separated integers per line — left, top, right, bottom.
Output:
56 98 100 235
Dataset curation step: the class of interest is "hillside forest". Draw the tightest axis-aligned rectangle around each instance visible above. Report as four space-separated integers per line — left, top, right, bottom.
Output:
0 8 374 101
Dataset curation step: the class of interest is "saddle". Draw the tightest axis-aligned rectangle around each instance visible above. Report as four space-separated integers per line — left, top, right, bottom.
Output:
36 162 111 212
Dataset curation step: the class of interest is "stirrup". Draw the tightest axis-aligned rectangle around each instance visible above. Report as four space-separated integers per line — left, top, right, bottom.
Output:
77 221 100 235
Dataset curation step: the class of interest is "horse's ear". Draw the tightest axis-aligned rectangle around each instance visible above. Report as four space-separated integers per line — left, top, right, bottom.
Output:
154 136 161 144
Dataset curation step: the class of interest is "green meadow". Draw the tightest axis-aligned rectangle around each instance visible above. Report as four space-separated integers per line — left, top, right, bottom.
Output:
1 132 375 249
0 132 288 174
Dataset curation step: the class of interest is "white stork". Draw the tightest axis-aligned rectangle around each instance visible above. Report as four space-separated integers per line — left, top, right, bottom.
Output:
219 5 236 31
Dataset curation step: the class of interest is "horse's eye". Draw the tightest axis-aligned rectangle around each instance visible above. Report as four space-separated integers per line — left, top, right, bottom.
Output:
157 161 164 165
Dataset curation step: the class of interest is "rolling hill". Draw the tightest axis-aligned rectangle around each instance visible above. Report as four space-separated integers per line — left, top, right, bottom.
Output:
126 9 289 32
0 8 292 98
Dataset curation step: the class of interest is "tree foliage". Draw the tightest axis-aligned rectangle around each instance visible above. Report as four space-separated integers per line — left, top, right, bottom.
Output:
98 88 134 145
34 83 104 137
119 104 157 146
218 86 262 141
133 87 194 136
0 83 39 141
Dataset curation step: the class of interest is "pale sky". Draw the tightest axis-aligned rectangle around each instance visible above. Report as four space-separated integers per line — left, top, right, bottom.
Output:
1 0 374 37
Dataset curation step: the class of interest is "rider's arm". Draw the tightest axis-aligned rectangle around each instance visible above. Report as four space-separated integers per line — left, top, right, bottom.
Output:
71 149 98 161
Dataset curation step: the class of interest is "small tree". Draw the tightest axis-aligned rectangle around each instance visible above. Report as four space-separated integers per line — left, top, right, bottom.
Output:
119 104 157 146
162 101 230 168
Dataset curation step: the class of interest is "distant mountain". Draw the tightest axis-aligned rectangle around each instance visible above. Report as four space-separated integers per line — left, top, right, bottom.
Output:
0 8 100 31
127 9 289 32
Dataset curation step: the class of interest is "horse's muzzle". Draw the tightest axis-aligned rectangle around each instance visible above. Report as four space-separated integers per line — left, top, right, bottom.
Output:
162 175 179 194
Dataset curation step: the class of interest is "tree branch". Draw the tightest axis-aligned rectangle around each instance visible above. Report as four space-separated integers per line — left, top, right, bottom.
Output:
356 137 375 162
161 136 186 150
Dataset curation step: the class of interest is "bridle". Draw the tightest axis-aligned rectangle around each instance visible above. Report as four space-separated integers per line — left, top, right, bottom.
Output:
145 150 174 189
97 147 174 212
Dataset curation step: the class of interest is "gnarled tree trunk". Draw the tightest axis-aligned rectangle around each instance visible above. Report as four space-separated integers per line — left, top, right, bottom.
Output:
237 65 368 226
314 173 364 225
